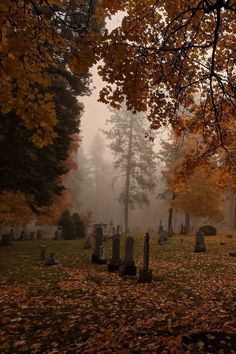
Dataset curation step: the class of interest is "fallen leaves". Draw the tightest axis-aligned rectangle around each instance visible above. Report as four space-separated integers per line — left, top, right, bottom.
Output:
0 234 236 352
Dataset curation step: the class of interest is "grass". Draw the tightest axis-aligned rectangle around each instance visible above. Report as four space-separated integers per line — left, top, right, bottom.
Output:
1 232 236 353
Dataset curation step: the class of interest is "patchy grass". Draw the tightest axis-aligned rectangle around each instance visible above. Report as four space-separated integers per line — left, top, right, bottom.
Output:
0 232 236 352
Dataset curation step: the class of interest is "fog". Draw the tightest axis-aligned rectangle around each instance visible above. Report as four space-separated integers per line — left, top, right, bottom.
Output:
75 67 171 232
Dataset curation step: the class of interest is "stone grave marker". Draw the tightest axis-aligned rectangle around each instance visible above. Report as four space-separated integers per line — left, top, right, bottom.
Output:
119 236 136 276
138 232 152 283
29 232 35 240
83 236 92 249
0 233 12 247
91 224 107 264
107 226 121 272
37 229 43 240
194 231 206 253
45 252 58 266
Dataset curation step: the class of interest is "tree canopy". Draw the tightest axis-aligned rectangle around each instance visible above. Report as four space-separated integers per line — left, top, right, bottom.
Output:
0 0 101 146
97 0 236 170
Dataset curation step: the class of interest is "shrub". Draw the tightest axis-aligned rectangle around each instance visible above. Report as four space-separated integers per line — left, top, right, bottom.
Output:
58 210 76 240
199 225 217 236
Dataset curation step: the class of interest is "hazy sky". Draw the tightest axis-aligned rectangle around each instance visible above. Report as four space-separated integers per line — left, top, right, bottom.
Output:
79 65 109 155
79 13 169 158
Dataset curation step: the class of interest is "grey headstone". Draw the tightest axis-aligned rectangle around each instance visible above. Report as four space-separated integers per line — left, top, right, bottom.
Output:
194 231 206 253
119 236 136 276
45 252 58 266
91 224 106 264
138 232 152 283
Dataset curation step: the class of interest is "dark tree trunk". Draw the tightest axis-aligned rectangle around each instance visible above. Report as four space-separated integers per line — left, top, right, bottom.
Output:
124 117 133 233
185 213 191 234
168 207 174 236
168 192 176 236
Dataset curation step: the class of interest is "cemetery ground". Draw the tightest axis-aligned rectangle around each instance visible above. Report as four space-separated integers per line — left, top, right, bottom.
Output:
1 234 236 353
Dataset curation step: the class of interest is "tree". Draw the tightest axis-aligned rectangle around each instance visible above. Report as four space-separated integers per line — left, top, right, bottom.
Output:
72 213 86 238
58 210 77 240
103 107 156 232
97 0 236 172
0 1 100 213
0 0 102 146
159 132 225 232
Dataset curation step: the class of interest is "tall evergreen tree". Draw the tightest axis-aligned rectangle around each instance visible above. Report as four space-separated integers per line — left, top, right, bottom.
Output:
103 107 157 232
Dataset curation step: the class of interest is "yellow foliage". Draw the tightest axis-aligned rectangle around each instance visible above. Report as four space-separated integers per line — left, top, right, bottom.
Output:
0 0 102 147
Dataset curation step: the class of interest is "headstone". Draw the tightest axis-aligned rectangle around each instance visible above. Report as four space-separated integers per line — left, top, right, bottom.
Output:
45 252 58 266
219 241 225 245
40 245 46 261
107 226 121 272
227 234 233 239
37 229 43 240
194 231 206 253
83 236 92 249
99 245 106 261
29 232 35 240
138 232 152 283
180 223 188 235
158 220 163 235
229 252 236 257
91 224 107 264
0 233 12 247
158 229 168 245
19 230 26 241
54 230 59 240
109 220 114 236
119 236 136 276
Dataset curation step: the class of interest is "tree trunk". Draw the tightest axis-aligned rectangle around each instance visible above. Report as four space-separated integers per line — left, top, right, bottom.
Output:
168 192 176 236
185 213 191 234
168 207 174 236
124 116 134 233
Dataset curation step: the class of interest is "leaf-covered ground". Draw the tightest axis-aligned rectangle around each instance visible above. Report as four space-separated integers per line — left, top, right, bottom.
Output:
1 232 236 353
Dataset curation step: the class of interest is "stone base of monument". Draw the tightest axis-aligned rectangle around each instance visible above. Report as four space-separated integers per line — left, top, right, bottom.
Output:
45 259 58 266
91 254 107 264
138 268 152 283
107 261 120 272
119 262 136 276
194 244 206 253
229 252 236 257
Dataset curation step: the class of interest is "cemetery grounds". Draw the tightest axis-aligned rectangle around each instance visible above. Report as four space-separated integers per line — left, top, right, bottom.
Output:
0 232 236 353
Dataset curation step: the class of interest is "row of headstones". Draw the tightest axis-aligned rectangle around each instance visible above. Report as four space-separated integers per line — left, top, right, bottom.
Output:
0 229 44 246
91 224 152 283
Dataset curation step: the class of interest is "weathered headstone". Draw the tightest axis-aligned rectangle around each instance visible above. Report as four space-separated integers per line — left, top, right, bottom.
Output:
99 245 106 261
0 233 12 247
37 229 43 240
158 229 168 245
194 231 206 253
29 232 35 240
83 236 92 249
91 224 107 264
45 252 58 266
229 252 236 257
119 236 136 276
107 226 121 272
40 245 46 261
138 232 152 283
19 230 26 241
54 230 59 240
109 220 114 236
